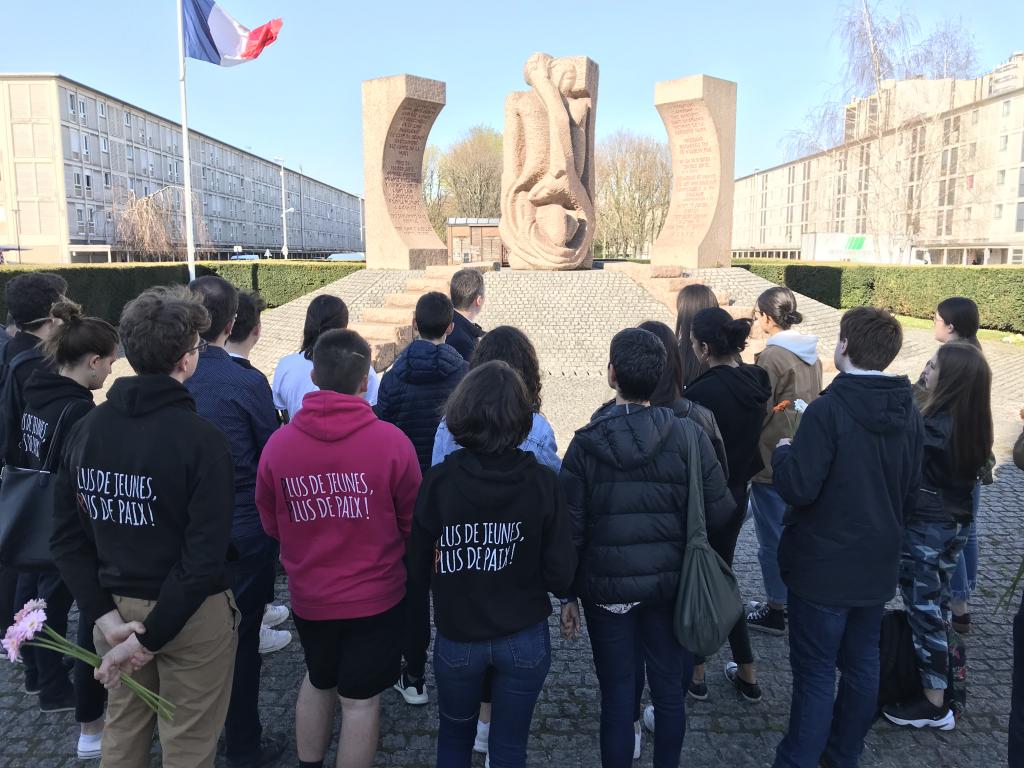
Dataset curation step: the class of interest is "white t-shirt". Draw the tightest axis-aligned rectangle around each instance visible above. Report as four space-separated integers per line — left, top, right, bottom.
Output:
272 352 380 418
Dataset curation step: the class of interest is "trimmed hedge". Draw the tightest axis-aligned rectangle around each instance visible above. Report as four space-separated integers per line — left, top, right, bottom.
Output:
0 261 364 325
733 260 1024 334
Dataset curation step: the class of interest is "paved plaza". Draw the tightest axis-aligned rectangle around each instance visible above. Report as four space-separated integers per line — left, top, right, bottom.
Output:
1 268 1021 766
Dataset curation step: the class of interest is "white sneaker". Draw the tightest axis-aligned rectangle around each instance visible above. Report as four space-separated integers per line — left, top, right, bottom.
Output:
258 626 292 654
474 719 490 753
262 604 289 628
392 670 429 705
642 704 655 733
77 731 102 760
633 721 642 759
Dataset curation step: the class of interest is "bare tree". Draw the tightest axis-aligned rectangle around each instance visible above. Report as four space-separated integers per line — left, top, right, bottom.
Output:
113 186 210 261
595 131 671 259
438 126 503 219
421 144 450 242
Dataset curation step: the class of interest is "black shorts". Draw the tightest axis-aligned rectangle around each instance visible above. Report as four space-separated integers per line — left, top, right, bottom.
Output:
292 600 404 699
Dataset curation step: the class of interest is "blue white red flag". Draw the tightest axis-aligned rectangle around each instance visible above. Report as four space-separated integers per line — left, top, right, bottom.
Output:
182 0 282 67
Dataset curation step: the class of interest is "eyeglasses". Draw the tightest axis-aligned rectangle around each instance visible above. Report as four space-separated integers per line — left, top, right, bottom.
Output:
186 340 209 356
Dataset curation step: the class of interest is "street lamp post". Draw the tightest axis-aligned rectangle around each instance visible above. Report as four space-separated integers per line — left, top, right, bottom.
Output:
275 157 289 259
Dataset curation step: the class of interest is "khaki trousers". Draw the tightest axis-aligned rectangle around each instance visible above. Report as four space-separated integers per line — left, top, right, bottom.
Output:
95 591 239 768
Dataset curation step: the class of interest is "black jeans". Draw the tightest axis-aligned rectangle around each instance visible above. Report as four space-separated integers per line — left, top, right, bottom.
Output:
1010 592 1024 768
693 485 754 667
74 609 106 723
0 564 18 633
223 533 278 760
15 570 74 703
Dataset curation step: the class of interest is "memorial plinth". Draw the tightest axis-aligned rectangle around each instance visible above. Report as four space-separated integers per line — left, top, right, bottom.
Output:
362 75 449 270
649 75 736 269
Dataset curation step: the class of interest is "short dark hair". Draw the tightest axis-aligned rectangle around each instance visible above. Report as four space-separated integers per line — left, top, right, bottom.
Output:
415 292 454 340
45 300 119 367
450 269 485 311
301 295 349 358
609 328 666 401
839 306 903 371
936 296 980 345
189 275 238 341
445 361 533 454
470 326 542 410
6 272 68 329
638 320 683 406
312 329 371 396
691 307 751 357
119 286 210 375
229 291 266 343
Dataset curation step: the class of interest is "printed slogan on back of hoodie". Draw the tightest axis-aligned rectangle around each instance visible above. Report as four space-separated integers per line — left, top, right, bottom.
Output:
434 522 525 574
76 467 157 527
280 471 375 522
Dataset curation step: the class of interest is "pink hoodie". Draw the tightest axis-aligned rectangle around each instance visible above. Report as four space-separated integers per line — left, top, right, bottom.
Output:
256 390 422 620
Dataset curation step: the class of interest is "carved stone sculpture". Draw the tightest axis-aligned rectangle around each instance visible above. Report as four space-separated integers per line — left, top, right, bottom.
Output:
500 53 598 270
649 75 737 268
362 75 449 270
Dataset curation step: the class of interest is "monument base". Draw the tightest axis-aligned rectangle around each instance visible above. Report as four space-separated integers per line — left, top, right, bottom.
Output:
367 248 449 271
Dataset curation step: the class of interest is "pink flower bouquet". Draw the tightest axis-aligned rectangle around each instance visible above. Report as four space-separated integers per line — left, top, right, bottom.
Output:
3 599 175 720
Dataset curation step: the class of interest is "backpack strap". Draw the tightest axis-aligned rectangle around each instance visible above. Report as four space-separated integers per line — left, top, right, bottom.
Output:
40 402 77 473
679 417 709 544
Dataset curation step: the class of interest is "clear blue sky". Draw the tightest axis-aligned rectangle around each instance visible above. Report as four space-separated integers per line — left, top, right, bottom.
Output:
5 1 1022 195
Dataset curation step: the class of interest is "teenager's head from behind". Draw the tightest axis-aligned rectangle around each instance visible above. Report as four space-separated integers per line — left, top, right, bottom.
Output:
414 291 454 342
834 306 902 373
119 286 210 382
923 341 993 480
470 326 541 411
301 295 349 359
227 291 267 354
934 296 980 347
45 300 119 391
638 320 683 407
450 269 485 318
755 286 803 335
608 327 666 403
189 275 238 344
675 284 719 385
310 329 371 397
446 361 533 454
690 307 751 362
6 272 68 340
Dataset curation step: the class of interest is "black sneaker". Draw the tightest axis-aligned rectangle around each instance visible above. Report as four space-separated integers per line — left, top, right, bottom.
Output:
393 669 428 705
226 733 288 768
687 679 709 701
22 672 41 696
882 698 955 731
39 687 76 713
724 662 762 703
746 602 786 636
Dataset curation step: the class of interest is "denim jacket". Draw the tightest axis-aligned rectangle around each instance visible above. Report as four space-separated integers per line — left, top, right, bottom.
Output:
431 411 561 471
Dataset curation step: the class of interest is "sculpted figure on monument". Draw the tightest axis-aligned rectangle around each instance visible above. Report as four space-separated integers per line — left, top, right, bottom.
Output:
500 53 599 270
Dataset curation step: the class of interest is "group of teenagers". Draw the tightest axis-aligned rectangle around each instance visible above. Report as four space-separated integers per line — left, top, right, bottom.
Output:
0 264 1019 768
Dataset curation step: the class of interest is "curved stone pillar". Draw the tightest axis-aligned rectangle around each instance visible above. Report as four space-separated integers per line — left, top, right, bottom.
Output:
500 53 598 271
362 75 448 269
650 75 736 269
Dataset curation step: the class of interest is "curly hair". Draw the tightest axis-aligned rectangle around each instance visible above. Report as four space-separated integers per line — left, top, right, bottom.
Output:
469 326 542 411
5 272 68 329
119 286 210 375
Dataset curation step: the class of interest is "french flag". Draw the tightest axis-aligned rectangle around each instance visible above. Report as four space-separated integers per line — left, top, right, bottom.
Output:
182 0 282 67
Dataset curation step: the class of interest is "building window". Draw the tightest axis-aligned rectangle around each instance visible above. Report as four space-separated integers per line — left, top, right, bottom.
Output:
1020 167 1024 197
126 145 134 161
1003 100 1012 116
75 207 85 233
972 109 979 124
79 99 86 119
82 135 90 158
968 142 976 159
128 178 135 193
998 169 1006 185
98 102 106 119
1017 203 1024 233
124 111 131 127
1001 135 1009 151
101 136 109 153
84 174 92 194
73 172 82 195
995 204 1003 219
88 208 96 234
67 92 77 116
103 172 111 188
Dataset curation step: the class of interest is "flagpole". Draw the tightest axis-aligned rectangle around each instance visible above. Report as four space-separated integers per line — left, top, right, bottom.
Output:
176 0 197 281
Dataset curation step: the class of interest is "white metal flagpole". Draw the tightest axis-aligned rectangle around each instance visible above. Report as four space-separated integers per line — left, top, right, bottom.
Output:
176 0 197 281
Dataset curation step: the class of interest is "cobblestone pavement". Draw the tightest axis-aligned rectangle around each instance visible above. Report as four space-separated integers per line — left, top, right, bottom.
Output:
4 268 1022 766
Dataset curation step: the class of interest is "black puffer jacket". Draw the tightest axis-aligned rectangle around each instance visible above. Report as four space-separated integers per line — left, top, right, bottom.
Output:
560 403 732 605
374 340 468 471
913 410 979 524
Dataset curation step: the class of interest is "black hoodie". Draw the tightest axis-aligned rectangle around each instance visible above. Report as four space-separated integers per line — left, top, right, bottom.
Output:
685 363 772 487
407 449 576 643
16 370 94 470
50 375 235 651
773 373 924 607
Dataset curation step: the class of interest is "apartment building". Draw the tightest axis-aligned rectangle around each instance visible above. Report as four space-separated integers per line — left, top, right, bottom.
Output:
732 53 1024 266
0 73 364 264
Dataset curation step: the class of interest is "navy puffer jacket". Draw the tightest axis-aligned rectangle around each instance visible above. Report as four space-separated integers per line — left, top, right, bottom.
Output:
374 340 467 471
560 403 732 605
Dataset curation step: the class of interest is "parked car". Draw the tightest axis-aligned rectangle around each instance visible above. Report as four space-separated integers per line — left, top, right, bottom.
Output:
326 252 365 261
230 253 260 261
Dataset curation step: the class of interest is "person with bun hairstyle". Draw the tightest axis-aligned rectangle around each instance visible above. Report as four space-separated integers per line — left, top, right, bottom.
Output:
683 308 771 702
746 287 823 636
674 284 719 387
14 300 117 757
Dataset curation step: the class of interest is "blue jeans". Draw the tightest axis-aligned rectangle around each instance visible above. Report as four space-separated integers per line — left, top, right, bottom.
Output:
950 483 980 604
585 603 693 768
750 482 788 606
433 620 551 768
774 594 883 768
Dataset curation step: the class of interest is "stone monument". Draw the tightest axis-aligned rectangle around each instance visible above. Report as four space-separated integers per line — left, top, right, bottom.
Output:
649 75 736 269
499 53 598 271
362 75 449 270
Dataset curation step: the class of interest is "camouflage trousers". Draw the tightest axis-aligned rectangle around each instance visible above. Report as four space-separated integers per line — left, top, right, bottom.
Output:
898 519 970 691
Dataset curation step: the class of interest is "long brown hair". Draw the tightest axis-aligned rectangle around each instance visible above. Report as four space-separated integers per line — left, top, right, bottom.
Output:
639 320 683 406
922 341 993 479
675 284 718 386
45 300 118 367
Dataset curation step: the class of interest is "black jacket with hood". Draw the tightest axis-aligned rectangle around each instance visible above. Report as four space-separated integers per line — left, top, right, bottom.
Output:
913 409 978 524
773 373 924 607
15 369 95 470
560 403 732 606
50 375 235 651
685 363 772 487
